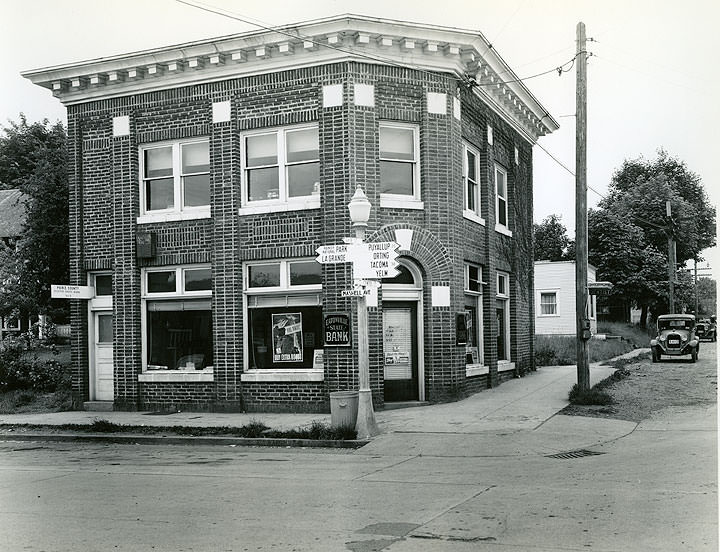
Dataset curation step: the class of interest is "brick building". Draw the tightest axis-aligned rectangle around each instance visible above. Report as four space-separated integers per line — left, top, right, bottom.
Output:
24 15 558 412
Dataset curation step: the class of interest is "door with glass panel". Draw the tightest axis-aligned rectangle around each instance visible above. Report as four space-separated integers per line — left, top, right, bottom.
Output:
382 302 418 402
93 311 114 401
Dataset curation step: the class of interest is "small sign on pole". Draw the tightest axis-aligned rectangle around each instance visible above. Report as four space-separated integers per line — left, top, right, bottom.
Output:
587 281 613 296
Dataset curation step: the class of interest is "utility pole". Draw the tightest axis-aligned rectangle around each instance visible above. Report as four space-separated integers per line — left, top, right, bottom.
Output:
666 200 676 313
694 259 699 316
575 22 590 391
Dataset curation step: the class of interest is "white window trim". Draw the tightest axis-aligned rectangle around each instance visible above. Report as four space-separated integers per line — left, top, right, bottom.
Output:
464 263 486 376
462 142 485 225
1 316 20 331
494 164 511 236
242 259 324 381
496 271 511 363
88 272 113 310
240 124 320 211
140 265 213 377
379 121 421 205
537 290 560 317
138 138 210 223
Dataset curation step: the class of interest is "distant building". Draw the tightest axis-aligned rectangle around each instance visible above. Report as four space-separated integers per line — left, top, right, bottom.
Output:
534 260 597 336
24 15 558 412
0 189 29 338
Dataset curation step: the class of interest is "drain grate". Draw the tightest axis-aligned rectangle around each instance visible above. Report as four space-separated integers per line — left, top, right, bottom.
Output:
546 449 606 459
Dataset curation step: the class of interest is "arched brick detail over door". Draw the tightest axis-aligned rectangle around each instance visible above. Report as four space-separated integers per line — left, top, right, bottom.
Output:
368 223 451 283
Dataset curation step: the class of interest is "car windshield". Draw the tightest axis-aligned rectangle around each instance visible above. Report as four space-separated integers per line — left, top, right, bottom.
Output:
658 319 693 331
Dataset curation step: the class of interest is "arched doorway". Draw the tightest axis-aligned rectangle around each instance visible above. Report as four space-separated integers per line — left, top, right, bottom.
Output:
381 260 424 402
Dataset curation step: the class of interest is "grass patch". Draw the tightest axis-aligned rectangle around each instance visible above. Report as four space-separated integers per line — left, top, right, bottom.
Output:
568 384 614 406
534 335 635 367
597 322 653 347
1 418 358 441
0 387 72 414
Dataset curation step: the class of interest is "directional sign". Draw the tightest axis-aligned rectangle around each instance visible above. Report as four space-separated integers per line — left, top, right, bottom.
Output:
353 241 400 279
341 288 372 297
316 244 349 264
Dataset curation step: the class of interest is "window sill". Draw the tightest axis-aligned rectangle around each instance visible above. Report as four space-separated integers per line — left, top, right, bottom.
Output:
138 370 214 383
466 364 489 377
137 209 211 225
494 224 513 237
498 361 515 373
238 197 321 215
379 196 424 210
240 369 324 382
463 211 486 226
537 314 560 317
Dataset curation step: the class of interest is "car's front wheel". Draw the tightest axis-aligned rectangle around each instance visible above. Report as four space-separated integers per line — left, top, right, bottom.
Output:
691 348 698 362
652 347 659 363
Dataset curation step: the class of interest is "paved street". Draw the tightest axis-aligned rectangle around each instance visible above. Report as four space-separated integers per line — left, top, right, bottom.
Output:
0 349 716 551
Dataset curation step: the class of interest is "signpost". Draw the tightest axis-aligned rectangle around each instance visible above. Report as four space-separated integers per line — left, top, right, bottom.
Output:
315 241 400 280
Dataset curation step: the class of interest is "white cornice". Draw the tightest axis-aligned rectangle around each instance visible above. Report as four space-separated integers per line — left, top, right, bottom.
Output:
22 14 558 140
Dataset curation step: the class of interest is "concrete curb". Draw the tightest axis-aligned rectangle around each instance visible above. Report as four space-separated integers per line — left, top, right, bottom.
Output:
0 431 369 449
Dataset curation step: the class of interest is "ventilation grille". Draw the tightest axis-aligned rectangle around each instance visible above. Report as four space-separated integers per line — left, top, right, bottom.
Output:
546 449 606 459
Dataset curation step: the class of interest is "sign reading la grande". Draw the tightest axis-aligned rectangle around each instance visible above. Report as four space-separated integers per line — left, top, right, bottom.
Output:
316 241 400 280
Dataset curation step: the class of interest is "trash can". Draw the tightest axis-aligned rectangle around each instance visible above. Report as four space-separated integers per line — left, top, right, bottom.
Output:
329 390 359 428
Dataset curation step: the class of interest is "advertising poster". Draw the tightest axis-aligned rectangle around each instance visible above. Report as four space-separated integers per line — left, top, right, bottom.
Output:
272 313 303 362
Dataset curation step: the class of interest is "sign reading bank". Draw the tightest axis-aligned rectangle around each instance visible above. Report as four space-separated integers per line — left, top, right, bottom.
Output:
323 312 351 347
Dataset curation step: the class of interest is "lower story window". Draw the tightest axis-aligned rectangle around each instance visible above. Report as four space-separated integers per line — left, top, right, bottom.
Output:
147 300 213 370
248 306 322 369
464 297 483 365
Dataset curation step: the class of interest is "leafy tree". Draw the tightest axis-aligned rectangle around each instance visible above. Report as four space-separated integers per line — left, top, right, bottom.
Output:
590 151 715 325
0 116 69 322
695 277 716 317
533 214 572 261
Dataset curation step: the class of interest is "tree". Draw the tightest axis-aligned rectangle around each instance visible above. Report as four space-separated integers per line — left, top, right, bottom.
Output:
590 151 716 325
0 116 69 322
695 278 716 317
533 214 573 261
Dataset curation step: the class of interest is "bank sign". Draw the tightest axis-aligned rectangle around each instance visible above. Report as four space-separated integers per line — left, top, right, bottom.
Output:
324 312 351 347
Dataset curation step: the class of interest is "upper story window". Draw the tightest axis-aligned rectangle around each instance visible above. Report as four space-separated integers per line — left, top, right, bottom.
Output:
379 122 421 208
494 164 512 236
463 143 484 224
140 139 210 221
241 125 319 211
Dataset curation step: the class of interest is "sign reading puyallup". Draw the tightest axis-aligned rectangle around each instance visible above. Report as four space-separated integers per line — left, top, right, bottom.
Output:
316 241 400 280
51 284 94 299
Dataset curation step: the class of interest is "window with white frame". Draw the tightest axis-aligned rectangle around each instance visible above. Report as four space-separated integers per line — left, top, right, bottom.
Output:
140 139 210 217
142 265 212 372
496 272 511 362
379 122 419 200
464 264 484 366
494 164 510 232
242 125 319 206
540 292 558 315
463 142 483 222
1 316 20 331
244 259 323 370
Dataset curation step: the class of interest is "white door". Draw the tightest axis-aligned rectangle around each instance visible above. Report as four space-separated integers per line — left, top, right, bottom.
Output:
93 312 114 401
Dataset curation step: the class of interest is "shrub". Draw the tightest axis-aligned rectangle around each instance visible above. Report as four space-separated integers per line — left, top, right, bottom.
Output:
0 329 70 392
568 384 614 406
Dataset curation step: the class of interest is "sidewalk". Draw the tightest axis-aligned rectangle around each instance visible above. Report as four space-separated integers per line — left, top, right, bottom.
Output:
0 350 648 453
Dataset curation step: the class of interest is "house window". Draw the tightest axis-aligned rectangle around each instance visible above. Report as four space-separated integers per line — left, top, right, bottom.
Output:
496 272 511 362
540 292 557 315
242 125 319 206
464 263 484 367
379 122 420 201
142 265 212 372
93 274 113 296
495 165 509 231
463 142 484 223
140 139 210 217
244 259 323 370
1 316 20 332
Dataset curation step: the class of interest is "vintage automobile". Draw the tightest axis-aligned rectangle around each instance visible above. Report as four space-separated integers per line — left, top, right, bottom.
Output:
651 314 700 362
695 316 717 342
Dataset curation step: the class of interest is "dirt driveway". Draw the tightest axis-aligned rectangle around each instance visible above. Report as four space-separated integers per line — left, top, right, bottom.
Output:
563 343 717 422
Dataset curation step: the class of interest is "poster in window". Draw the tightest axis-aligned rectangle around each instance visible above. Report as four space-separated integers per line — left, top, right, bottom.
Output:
272 313 303 362
455 312 468 346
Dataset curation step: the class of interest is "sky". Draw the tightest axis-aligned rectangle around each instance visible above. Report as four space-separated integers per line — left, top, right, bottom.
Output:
1 0 718 273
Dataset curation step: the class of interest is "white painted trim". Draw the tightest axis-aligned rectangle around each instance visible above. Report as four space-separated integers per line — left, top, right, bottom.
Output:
427 92 446 114
494 223 513 237
138 370 214 383
322 83 343 107
354 83 375 107
394 228 413 251
463 210 486 226
466 364 489 377
498 361 515 373
240 369 324 382
379 197 424 210
238 196 320 215
212 100 231 123
137 209 211 224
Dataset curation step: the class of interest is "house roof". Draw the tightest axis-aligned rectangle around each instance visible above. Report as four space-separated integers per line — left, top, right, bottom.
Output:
22 13 558 144
0 189 28 238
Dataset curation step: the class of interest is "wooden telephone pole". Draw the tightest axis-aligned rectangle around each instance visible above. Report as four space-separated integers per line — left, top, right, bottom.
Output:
575 22 590 390
666 200 676 313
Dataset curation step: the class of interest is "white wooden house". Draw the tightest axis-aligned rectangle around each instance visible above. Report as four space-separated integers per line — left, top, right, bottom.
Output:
534 260 597 336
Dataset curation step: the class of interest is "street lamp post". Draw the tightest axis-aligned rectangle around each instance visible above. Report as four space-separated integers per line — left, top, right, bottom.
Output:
347 187 379 439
